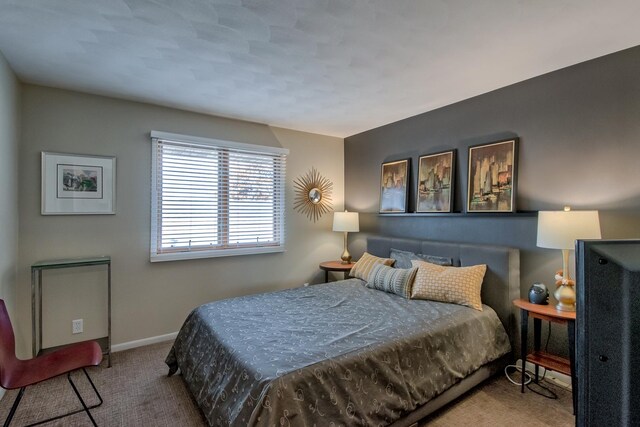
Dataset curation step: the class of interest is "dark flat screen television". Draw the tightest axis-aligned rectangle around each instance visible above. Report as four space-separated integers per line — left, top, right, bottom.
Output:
576 239 640 427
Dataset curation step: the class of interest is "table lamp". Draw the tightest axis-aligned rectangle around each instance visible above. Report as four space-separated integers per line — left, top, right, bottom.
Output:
333 211 359 264
536 207 601 311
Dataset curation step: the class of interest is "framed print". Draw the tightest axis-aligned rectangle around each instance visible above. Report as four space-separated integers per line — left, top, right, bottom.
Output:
467 138 517 213
380 159 409 213
416 150 455 213
42 152 116 215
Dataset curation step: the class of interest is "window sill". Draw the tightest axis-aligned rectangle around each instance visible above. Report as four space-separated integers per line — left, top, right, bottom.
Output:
150 245 285 262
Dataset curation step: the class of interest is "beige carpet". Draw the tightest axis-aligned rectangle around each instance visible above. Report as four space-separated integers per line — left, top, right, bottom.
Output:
0 341 574 426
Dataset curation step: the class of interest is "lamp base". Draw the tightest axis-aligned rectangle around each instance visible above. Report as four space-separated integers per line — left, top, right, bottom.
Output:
340 251 352 264
554 283 576 312
555 302 576 312
340 231 352 264
553 249 576 311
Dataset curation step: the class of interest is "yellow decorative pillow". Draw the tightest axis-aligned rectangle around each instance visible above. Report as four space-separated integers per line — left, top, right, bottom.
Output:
349 252 395 280
410 260 487 311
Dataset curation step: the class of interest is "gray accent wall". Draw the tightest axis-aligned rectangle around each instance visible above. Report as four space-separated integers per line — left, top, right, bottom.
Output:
0 51 19 334
16 86 344 357
345 46 640 356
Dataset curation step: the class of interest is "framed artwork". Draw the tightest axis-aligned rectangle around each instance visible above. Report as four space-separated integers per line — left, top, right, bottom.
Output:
380 159 409 213
41 152 116 215
416 150 455 213
467 138 517 213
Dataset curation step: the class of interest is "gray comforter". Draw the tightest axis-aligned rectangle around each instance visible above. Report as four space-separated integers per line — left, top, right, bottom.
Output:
166 279 510 426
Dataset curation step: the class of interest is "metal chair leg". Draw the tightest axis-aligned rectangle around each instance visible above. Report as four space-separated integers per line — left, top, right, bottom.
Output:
82 368 103 407
23 368 103 427
3 387 25 427
67 372 98 427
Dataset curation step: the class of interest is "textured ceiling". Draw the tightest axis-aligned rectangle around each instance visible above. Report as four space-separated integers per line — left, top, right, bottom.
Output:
0 1 639 137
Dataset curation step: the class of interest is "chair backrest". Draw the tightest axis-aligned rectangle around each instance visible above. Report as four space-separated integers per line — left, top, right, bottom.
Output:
0 299 18 389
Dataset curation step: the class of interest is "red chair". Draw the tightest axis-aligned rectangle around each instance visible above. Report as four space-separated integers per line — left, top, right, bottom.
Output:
0 300 103 426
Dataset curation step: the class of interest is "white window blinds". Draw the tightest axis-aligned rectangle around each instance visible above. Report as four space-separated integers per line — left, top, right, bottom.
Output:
150 131 288 262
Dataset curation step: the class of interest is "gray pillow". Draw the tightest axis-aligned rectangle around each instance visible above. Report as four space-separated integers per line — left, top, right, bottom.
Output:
390 248 453 269
366 263 418 299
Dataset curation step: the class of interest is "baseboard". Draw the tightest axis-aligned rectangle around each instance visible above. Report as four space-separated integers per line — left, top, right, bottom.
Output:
516 358 572 390
111 331 178 353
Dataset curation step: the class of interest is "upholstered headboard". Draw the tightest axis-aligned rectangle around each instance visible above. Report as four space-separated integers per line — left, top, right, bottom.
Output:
367 236 520 348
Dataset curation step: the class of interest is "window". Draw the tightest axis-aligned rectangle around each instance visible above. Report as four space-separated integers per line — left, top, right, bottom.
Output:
150 131 288 262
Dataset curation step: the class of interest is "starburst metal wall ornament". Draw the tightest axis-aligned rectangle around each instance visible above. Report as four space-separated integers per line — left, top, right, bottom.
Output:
293 167 333 222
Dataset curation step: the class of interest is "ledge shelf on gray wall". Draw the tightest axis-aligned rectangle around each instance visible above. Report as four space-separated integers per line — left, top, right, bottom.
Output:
378 211 538 218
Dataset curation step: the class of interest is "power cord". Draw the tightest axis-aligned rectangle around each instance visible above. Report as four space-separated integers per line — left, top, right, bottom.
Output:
504 363 532 385
504 322 558 399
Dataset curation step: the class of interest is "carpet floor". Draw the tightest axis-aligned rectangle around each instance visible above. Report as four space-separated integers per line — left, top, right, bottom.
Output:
0 341 574 426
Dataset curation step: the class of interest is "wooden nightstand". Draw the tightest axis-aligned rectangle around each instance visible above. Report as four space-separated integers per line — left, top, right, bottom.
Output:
513 298 576 413
319 261 355 282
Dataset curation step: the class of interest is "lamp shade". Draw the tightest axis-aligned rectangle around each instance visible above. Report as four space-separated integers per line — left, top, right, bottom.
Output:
537 210 601 249
333 211 359 232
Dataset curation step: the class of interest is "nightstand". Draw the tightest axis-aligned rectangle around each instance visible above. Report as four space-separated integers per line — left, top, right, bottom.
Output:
513 298 576 413
319 261 355 282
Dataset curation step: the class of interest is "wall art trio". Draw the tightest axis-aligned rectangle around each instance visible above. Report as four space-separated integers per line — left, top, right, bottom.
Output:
379 138 517 214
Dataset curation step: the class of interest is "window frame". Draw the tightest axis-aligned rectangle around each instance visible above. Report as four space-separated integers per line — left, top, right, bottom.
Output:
150 131 288 262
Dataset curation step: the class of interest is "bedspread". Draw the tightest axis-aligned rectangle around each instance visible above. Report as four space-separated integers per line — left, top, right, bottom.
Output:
166 279 510 426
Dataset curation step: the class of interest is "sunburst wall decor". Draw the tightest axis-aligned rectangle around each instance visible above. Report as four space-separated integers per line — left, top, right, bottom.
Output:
293 167 333 222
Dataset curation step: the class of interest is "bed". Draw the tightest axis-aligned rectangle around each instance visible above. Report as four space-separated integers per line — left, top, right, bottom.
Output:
166 236 520 426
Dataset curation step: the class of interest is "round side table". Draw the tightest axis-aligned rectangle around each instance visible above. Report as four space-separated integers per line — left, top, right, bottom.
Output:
319 260 355 282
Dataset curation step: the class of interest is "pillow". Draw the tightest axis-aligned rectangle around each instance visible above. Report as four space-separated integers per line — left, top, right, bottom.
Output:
410 260 487 311
349 252 395 280
366 264 418 298
390 248 453 269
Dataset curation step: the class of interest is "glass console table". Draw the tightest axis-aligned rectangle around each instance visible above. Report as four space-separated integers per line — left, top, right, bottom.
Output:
31 256 111 367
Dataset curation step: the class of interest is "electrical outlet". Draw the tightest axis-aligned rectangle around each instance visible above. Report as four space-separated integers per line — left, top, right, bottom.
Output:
72 319 83 334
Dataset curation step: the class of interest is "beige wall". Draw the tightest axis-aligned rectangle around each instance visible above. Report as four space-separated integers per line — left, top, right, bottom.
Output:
0 51 19 330
16 85 344 356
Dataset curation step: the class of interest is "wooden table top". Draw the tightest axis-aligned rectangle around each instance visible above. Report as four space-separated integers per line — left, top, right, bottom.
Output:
513 298 576 320
319 260 356 271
